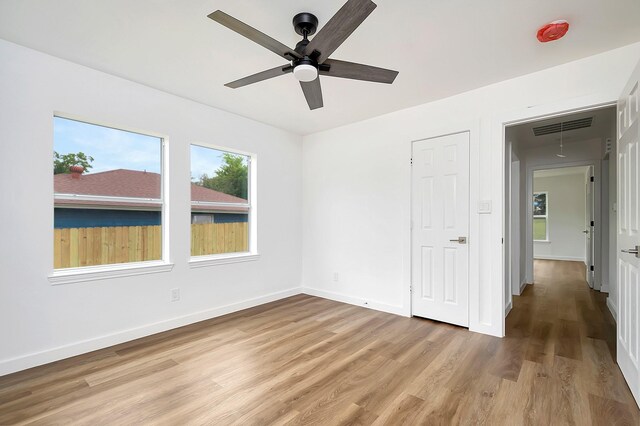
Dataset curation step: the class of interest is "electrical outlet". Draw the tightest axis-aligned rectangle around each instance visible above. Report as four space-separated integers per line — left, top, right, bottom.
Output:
171 288 180 302
333 272 339 282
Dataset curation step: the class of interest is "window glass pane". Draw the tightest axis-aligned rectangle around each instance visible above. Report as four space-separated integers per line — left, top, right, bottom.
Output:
53 117 163 269
533 192 547 216
533 218 547 241
191 145 250 256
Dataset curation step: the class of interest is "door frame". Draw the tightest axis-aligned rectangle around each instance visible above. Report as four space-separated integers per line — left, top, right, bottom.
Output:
407 126 479 323
409 131 472 325
525 160 601 288
496 97 617 336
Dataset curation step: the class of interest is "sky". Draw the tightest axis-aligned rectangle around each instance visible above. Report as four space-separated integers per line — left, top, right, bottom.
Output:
191 145 230 182
54 117 161 174
54 117 246 179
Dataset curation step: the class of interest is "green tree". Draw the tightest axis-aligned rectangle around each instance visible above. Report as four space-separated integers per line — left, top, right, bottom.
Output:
53 151 94 174
198 153 248 199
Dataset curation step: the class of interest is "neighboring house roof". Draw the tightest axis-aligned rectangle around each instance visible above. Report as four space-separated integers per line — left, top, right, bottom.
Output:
54 169 248 212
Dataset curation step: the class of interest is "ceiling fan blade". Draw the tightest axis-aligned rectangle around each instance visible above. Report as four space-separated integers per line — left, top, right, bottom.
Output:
320 59 398 84
208 11 301 61
303 0 376 63
300 78 323 110
225 65 293 89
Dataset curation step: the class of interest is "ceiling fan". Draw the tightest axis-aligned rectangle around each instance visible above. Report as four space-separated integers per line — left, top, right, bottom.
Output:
208 0 399 110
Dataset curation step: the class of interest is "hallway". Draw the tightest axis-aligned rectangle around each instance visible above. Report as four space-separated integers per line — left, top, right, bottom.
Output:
503 259 638 423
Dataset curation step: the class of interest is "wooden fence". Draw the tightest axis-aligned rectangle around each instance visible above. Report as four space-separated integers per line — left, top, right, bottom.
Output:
53 222 248 269
54 225 162 269
191 222 248 256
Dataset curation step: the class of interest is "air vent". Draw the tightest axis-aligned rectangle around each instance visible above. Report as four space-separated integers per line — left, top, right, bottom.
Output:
532 117 593 136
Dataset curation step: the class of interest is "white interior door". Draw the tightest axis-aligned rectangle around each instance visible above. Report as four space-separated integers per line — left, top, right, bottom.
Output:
586 166 595 287
411 132 469 327
617 60 640 406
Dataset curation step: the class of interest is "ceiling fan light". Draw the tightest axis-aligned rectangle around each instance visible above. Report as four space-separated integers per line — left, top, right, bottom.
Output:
293 64 318 82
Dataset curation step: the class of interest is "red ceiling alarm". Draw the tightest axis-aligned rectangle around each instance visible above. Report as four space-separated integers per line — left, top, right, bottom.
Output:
537 20 570 42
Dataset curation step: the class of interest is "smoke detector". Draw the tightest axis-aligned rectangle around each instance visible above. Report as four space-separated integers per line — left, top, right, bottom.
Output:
537 20 569 43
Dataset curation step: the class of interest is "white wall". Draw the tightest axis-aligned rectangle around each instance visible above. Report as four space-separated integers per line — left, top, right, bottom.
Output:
0 40 303 375
533 173 587 261
302 42 640 337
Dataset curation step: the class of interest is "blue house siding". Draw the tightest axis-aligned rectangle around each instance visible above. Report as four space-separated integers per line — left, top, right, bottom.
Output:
212 213 248 224
54 208 161 228
54 208 248 228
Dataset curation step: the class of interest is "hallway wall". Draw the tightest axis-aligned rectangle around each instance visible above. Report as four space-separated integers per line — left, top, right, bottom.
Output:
533 173 587 262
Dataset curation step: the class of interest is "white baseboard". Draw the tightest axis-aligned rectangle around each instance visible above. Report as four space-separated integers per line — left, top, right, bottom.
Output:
607 297 618 321
519 280 528 295
505 301 513 317
302 287 408 317
534 255 586 262
0 287 302 377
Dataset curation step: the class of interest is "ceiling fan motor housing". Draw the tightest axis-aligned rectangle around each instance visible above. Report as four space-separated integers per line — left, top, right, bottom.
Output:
293 13 318 37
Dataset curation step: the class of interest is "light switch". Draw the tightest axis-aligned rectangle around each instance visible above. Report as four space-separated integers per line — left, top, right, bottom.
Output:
478 200 492 214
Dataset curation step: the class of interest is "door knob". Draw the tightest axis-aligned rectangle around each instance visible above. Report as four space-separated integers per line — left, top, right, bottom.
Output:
449 237 467 244
621 246 640 258
582 230 589 234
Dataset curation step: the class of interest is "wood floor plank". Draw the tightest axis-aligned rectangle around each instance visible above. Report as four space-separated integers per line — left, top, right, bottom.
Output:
0 260 637 424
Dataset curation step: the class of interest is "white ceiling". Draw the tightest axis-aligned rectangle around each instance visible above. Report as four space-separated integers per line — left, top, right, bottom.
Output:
1 1 639 135
506 106 616 150
534 166 590 178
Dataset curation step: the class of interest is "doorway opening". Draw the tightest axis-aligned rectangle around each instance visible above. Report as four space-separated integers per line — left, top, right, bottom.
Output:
531 165 595 284
503 105 617 316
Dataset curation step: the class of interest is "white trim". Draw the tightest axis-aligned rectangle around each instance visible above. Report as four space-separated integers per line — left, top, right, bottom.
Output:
52 113 171 269
54 111 169 140
505 300 512 316
519 280 528 295
49 261 174 285
498 98 617 339
190 141 256 158
189 144 258 256
54 193 161 204
0 287 301 377
302 287 408 317
529 161 600 290
600 284 610 293
533 255 586 262
189 253 260 268
607 297 618 321
191 201 250 209
404 121 481 333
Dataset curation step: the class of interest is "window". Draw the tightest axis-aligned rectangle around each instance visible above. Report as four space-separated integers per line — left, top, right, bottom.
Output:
533 191 548 241
53 116 165 270
190 144 253 259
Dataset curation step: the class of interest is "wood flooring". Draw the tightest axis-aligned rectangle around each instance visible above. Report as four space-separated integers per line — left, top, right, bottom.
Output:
0 260 638 424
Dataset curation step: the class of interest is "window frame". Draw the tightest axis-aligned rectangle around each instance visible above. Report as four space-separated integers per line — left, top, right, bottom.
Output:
188 143 259 268
49 113 173 284
533 191 549 242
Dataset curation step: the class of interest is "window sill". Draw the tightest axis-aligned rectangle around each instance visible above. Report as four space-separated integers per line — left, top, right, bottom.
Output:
49 261 174 285
189 253 260 268
534 240 551 243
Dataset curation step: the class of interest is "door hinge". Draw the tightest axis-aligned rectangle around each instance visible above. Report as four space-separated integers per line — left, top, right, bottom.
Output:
590 220 595 227
590 265 594 272
590 176 594 182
